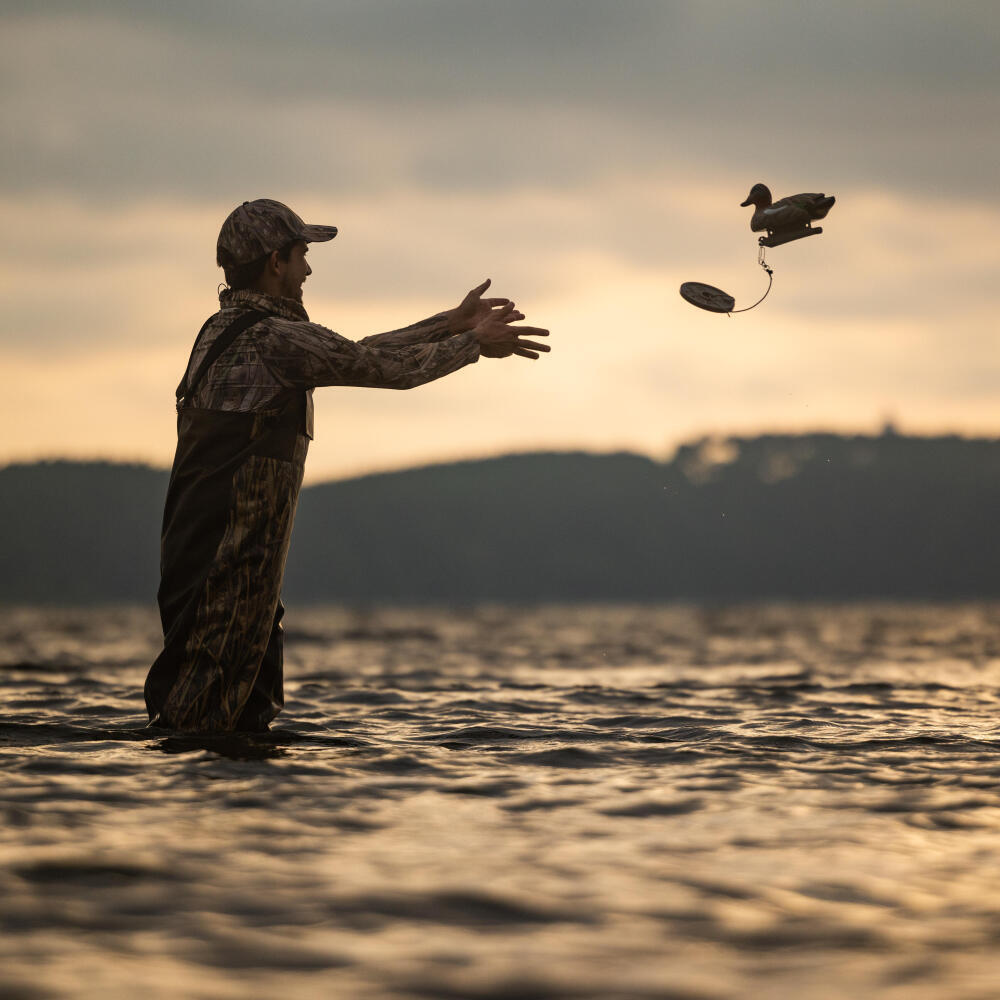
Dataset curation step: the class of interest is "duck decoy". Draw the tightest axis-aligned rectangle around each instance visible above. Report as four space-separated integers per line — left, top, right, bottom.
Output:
740 184 835 247
679 183 837 315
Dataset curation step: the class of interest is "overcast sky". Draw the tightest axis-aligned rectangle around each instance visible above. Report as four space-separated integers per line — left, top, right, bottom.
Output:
3 1 999 481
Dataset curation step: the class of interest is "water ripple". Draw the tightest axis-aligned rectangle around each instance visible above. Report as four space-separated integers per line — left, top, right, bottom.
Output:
4 602 1000 999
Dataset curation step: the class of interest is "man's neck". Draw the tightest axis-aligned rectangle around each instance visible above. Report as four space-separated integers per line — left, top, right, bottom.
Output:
252 275 283 299
220 287 310 322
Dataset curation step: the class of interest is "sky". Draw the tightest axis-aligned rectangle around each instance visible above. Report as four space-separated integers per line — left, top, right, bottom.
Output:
2 0 999 483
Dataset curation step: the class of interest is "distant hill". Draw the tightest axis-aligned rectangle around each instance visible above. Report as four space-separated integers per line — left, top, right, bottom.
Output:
0 461 168 605
3 431 1000 604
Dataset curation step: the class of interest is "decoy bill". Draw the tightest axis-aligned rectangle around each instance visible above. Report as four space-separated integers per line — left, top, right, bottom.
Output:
679 182 835 314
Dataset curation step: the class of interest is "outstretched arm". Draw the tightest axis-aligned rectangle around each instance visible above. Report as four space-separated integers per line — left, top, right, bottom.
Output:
459 279 550 360
359 312 455 348
261 317 481 391
260 279 549 390
359 279 550 358
357 277 504 347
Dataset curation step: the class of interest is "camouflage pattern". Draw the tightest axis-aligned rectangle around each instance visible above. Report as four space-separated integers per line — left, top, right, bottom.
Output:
146 289 480 732
186 288 480 423
160 450 303 731
217 199 338 266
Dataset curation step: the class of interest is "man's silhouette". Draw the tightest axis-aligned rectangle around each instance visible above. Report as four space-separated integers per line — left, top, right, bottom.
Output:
145 199 549 732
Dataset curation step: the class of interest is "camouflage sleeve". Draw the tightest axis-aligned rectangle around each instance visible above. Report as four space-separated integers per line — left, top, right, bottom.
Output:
359 312 459 347
259 316 480 390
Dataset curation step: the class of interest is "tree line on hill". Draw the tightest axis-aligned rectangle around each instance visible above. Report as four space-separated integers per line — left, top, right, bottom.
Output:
2 430 999 605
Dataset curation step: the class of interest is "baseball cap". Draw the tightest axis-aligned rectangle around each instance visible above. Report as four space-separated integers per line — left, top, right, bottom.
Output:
217 199 338 266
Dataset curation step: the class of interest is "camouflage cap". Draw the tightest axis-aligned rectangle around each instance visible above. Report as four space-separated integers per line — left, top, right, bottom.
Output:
217 199 338 266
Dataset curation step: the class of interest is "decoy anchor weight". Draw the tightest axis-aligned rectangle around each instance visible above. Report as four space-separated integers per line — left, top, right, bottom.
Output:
679 246 774 316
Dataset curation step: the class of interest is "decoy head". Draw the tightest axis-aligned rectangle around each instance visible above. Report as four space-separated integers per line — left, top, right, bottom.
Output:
740 184 771 208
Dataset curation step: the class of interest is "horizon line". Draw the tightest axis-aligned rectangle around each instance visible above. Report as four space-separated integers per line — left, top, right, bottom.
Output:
6 424 1000 485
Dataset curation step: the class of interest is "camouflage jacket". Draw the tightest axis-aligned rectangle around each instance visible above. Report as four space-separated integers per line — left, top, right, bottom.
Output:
184 287 481 431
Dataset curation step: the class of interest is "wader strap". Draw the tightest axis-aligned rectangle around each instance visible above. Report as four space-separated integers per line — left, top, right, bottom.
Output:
175 310 267 407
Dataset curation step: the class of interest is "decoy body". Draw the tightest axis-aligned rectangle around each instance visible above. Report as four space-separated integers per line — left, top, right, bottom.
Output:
740 184 835 247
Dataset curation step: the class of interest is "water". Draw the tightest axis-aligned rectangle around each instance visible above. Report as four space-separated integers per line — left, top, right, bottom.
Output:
4 603 1000 1000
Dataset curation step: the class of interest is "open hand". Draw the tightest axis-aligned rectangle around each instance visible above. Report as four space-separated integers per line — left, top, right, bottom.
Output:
474 300 550 360
449 278 516 335
452 279 550 360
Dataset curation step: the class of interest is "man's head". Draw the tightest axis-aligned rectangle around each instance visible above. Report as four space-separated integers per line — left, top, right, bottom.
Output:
216 199 337 300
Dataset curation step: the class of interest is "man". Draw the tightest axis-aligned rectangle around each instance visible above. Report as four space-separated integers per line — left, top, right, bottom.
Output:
145 198 549 732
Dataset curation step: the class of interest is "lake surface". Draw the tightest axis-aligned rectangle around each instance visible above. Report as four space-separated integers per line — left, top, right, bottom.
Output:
4 602 1000 999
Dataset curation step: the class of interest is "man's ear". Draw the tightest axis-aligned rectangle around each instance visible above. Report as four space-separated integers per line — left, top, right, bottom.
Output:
267 249 282 275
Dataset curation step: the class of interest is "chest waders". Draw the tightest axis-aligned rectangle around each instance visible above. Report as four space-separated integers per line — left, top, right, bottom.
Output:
145 310 312 732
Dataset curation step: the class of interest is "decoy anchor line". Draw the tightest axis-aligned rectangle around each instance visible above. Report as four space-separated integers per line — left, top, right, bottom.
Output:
728 246 773 314
679 246 774 316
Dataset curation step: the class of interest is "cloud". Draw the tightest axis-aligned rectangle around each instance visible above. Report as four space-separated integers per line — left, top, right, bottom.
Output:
2 2 999 202
4 1 996 101
9 176 993 354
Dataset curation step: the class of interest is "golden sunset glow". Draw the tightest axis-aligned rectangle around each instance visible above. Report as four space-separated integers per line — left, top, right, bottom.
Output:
3 5 999 482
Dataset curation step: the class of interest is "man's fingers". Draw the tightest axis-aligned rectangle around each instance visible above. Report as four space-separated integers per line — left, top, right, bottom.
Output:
483 297 511 308
511 326 549 338
514 339 551 352
513 347 540 359
470 278 491 297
